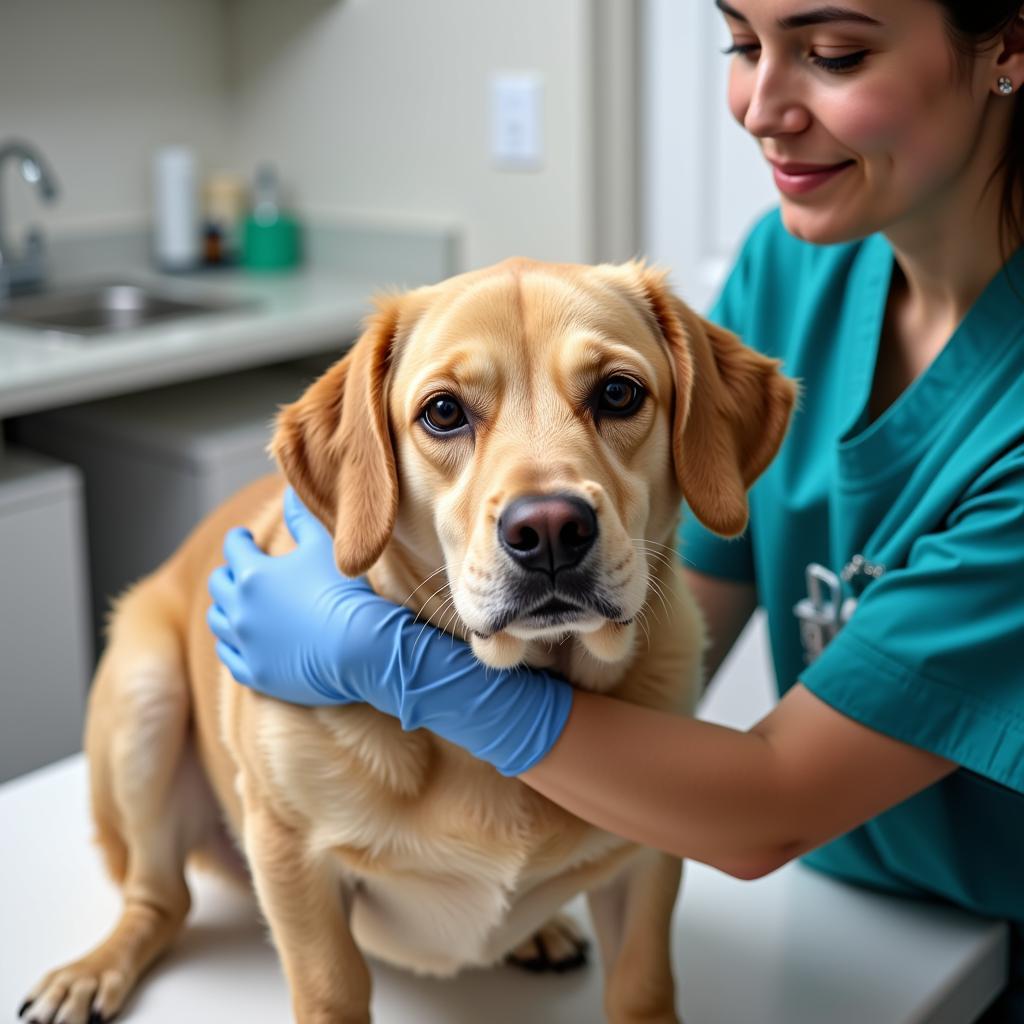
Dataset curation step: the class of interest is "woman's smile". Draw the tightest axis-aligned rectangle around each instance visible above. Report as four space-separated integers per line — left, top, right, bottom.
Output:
768 158 857 196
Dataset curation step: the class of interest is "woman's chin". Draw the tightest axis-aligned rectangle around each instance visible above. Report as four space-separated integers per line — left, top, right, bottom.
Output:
779 202 869 247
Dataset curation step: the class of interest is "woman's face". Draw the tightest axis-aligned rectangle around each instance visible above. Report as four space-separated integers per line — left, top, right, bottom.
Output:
719 0 1007 244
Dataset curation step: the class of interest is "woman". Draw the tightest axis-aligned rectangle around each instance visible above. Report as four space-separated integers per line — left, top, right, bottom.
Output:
208 1 1024 1017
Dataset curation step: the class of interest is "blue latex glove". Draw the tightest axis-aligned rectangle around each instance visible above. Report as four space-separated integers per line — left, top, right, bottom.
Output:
207 487 574 776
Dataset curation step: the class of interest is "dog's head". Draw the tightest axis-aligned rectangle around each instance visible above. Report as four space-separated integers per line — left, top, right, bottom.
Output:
272 259 795 671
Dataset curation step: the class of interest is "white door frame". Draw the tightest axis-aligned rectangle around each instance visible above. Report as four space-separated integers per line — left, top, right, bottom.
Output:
640 0 776 312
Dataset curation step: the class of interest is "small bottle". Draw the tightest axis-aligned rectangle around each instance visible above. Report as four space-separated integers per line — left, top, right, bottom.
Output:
242 164 301 271
152 146 199 272
203 172 248 265
202 222 224 266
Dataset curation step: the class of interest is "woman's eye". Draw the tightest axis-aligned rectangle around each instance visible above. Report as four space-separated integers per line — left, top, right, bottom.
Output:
810 49 869 73
596 376 646 417
722 41 868 74
722 41 760 62
421 395 467 433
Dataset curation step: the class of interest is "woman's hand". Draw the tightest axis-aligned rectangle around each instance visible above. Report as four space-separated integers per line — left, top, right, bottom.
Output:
207 487 574 775
207 486 380 705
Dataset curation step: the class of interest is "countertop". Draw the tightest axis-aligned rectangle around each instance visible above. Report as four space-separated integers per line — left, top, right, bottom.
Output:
0 643 1009 1024
0 220 459 420
0 271 371 419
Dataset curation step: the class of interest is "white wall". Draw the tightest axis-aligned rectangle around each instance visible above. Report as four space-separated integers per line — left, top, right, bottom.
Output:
226 0 602 268
1 0 635 271
0 0 232 234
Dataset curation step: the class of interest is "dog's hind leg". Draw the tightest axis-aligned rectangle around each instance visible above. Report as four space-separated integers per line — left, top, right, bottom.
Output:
20 580 217 1024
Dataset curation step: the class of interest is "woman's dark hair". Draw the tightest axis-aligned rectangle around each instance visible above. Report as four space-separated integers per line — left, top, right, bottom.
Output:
939 1 1024 257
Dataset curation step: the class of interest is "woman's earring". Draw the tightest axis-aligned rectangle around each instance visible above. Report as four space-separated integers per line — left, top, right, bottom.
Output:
998 76 1015 95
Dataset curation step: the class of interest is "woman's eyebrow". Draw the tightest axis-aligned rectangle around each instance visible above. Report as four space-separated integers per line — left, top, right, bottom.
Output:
714 1 882 30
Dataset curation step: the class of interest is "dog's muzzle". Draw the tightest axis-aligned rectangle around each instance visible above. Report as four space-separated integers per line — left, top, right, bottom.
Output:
473 493 626 635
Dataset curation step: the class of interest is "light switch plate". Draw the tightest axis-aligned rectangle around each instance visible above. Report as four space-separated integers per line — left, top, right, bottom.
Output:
490 72 544 171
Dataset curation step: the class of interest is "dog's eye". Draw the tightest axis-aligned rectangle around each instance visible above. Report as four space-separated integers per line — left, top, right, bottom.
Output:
421 395 468 433
597 376 645 417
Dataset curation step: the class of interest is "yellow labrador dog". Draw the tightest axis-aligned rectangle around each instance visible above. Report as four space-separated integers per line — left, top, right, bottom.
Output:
22 258 794 1024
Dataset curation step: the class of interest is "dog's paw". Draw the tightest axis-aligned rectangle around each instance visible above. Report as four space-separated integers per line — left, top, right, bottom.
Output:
504 914 591 974
18 959 127 1024
470 630 526 668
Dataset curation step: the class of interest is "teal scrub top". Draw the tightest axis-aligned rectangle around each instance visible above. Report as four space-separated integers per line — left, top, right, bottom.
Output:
680 209 1024 925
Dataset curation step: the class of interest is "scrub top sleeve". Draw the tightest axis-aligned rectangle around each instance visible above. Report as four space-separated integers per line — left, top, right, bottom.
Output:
800 457 1024 793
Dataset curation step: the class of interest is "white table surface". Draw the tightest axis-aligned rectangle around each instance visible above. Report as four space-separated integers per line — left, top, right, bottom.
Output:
0 747 1007 1024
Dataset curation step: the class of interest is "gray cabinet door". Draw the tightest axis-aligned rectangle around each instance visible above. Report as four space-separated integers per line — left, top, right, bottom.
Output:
0 450 91 782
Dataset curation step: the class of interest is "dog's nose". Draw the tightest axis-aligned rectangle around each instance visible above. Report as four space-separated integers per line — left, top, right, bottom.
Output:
498 494 598 574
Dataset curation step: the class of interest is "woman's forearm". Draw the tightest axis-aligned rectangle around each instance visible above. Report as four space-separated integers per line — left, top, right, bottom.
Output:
521 690 797 878
522 681 957 878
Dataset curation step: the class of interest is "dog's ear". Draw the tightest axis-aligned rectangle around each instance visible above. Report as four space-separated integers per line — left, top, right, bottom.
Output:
271 292 408 575
612 262 797 537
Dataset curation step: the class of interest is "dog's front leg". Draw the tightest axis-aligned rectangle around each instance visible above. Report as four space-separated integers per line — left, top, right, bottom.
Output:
244 803 372 1024
587 848 683 1024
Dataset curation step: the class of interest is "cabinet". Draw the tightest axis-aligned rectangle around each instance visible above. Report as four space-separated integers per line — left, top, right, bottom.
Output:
9 362 325 663
0 448 91 782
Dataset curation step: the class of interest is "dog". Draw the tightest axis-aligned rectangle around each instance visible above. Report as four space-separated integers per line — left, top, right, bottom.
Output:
21 258 795 1024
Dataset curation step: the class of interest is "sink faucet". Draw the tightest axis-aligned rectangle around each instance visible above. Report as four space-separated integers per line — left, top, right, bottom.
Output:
0 138 60 301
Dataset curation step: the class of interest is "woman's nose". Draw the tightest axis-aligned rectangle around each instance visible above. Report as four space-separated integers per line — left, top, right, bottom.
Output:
740 60 811 138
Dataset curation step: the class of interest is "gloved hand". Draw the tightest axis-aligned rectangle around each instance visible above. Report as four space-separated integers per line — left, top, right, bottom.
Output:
207 487 574 776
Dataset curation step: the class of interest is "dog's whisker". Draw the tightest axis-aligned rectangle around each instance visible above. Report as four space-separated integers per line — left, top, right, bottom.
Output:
411 619 435 658
411 592 457 656
415 574 455 609
439 600 465 644
631 536 676 553
629 536 696 573
428 593 467 647
632 543 677 570
644 576 672 624
629 538 678 571
401 565 450 608
644 552 676 573
413 580 457 626
635 608 652 652
629 536 679 555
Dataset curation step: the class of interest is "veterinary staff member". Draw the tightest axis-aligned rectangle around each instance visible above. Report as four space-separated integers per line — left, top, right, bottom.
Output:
209 1 1024 1017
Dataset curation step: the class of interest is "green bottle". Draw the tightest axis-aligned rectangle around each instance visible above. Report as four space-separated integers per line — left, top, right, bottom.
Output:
242 164 301 271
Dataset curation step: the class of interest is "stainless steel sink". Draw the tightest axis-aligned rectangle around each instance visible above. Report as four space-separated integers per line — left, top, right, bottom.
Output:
0 279 253 336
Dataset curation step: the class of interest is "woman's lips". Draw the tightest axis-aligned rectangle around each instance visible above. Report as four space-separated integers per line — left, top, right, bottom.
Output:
770 159 856 196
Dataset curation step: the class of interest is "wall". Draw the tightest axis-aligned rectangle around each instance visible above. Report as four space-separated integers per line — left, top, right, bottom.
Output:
0 0 231 235
1 0 635 272
226 0 605 268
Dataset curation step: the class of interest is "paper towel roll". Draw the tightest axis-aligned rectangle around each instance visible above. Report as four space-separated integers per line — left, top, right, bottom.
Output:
153 146 199 272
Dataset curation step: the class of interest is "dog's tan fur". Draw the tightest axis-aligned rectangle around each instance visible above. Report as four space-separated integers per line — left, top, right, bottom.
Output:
23 259 795 1024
